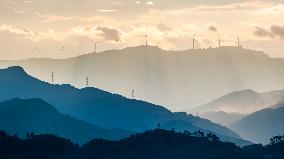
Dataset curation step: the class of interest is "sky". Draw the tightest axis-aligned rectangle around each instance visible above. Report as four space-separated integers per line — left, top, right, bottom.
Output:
0 0 284 59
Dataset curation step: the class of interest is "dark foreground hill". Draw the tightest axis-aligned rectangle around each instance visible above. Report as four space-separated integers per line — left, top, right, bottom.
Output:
0 129 283 159
0 98 132 144
0 66 243 144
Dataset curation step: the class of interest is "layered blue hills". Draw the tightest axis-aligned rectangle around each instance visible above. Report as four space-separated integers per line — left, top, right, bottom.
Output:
0 98 132 144
0 66 249 145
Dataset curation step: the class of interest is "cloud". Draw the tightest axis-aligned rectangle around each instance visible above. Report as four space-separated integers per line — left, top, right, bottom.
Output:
195 1 272 12
271 25 284 39
0 24 33 36
253 25 284 40
96 26 121 41
146 1 154 5
157 23 172 32
0 31 34 60
208 25 218 32
253 27 273 38
97 10 117 12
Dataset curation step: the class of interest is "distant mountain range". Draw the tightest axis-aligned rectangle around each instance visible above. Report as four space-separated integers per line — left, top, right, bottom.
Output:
190 89 284 114
1 46 284 111
0 98 132 144
231 104 284 144
0 66 248 145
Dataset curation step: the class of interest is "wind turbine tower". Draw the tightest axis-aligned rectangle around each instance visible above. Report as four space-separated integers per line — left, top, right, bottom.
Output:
51 72 54 84
114 39 119 50
132 89 135 98
86 77 89 87
237 36 240 48
193 33 196 50
94 41 100 53
145 35 148 46
60 46 65 53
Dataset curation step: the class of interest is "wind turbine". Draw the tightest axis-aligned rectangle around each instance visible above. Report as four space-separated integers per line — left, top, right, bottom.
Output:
237 36 240 48
60 46 65 53
114 39 120 50
51 72 54 84
145 34 148 46
85 77 89 87
218 39 222 47
131 89 135 98
192 33 196 50
94 41 100 53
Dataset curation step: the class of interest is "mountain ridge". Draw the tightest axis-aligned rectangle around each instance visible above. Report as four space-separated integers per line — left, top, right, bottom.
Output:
190 89 284 114
231 104 284 144
1 45 283 111
0 66 243 144
0 98 133 144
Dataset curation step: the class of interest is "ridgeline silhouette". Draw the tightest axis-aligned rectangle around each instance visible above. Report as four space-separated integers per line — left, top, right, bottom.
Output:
0 129 283 159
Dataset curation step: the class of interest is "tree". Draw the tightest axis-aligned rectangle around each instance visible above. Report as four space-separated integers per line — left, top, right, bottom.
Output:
157 123 161 129
184 130 192 136
26 133 30 139
13 134 18 139
0 130 7 139
269 135 284 145
206 132 220 142
193 130 205 137
30 132 35 138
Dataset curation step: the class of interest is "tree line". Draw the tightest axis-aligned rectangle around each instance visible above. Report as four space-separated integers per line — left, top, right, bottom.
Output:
0 129 284 159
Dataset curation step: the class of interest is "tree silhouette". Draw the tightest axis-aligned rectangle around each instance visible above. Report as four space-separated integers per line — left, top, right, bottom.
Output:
157 123 161 129
206 132 220 142
26 133 30 139
0 130 7 139
1 129 284 159
30 132 35 138
183 130 192 136
269 135 284 145
193 130 205 137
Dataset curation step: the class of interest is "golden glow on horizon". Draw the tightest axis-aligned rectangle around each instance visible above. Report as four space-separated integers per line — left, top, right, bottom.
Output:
0 0 283 59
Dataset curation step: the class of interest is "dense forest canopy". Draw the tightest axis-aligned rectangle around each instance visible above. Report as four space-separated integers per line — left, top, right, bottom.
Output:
0 129 283 159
